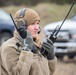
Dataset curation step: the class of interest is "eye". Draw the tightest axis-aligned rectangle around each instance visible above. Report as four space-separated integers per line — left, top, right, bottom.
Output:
31 22 35 25
31 21 40 25
37 22 39 24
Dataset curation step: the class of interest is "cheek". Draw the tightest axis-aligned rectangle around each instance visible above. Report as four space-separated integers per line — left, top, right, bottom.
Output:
28 27 32 32
27 25 31 30
27 26 34 34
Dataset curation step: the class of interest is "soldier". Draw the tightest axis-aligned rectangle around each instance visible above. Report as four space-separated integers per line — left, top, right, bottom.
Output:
0 8 57 75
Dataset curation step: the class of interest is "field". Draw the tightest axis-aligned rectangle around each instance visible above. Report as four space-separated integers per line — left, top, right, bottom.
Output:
0 3 76 75
1 3 76 28
54 57 76 75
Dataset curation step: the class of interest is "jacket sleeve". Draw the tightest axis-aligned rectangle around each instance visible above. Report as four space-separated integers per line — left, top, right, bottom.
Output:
1 46 33 75
48 57 57 75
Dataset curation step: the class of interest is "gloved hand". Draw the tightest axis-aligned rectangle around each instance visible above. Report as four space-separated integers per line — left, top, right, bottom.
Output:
19 29 34 51
41 39 55 60
24 30 34 51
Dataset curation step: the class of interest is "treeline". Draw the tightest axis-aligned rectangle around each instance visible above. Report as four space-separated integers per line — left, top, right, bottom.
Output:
0 0 74 6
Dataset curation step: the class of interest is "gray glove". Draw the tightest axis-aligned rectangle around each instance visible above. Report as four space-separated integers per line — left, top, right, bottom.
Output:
41 39 55 60
20 30 34 51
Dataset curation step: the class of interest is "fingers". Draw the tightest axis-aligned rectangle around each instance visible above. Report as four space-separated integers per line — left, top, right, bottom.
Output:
42 42 54 53
26 30 32 37
47 39 53 45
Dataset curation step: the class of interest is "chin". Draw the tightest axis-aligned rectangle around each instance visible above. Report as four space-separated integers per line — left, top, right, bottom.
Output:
32 35 37 38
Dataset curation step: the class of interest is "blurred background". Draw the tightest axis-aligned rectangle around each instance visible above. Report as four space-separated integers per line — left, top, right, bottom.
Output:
0 0 76 75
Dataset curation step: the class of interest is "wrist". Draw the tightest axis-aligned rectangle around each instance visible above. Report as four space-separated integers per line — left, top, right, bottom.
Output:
47 56 55 60
47 54 55 60
22 44 32 51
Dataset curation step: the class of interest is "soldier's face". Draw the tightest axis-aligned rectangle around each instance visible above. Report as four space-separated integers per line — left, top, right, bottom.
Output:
27 20 40 38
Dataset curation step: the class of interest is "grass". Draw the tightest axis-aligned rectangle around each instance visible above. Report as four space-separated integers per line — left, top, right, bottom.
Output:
33 3 76 26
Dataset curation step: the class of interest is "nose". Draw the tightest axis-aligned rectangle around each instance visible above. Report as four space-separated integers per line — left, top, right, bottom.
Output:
34 24 39 30
34 20 40 31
